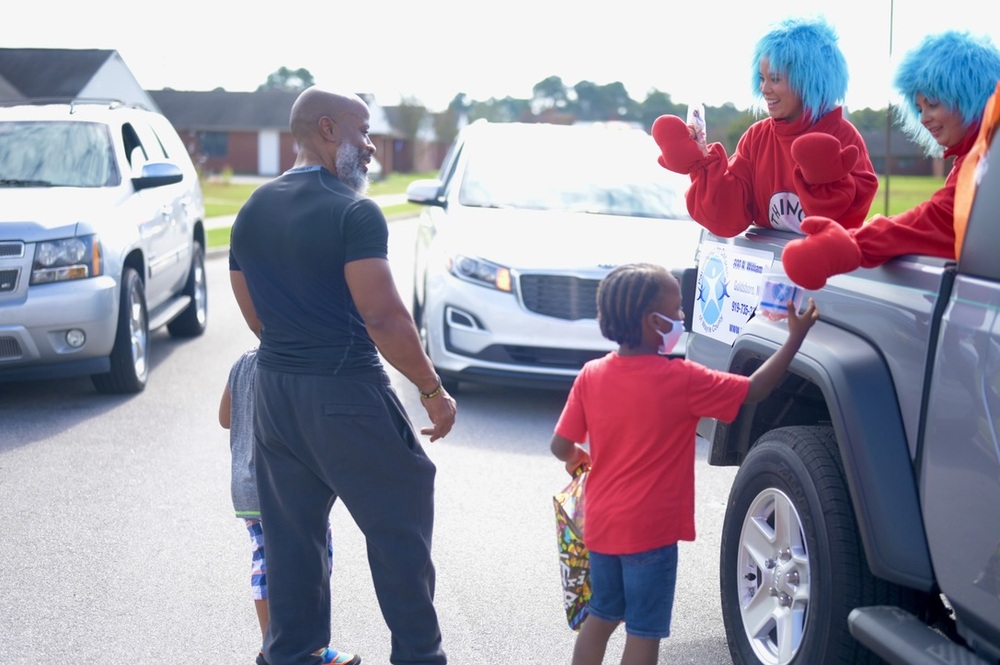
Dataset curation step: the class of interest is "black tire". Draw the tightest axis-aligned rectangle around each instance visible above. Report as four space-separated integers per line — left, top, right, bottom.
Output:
720 426 887 665
167 242 208 337
92 267 149 394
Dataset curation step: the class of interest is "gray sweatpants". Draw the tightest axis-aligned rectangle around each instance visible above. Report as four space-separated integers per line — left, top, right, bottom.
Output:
254 367 445 665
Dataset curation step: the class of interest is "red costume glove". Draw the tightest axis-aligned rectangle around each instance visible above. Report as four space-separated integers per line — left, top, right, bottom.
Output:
782 216 863 290
791 133 859 185
651 114 704 175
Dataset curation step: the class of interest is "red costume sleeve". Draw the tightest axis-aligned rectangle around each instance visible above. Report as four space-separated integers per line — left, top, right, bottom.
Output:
685 141 755 237
791 117 878 230
853 173 959 267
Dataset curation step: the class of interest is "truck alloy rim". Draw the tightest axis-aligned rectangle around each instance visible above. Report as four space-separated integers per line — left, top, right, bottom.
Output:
737 487 810 665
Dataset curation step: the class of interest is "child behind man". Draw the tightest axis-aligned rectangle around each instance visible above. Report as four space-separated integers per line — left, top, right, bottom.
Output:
219 347 360 665
550 263 818 665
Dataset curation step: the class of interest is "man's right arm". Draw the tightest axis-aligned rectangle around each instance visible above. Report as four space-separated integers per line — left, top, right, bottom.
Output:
345 256 456 441
230 269 262 339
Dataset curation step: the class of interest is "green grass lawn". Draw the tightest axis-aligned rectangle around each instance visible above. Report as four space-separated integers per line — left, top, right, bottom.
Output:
203 172 434 248
867 174 943 218
203 172 944 249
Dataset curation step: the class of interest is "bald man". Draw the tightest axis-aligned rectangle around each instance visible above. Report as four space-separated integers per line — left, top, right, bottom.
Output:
230 87 455 665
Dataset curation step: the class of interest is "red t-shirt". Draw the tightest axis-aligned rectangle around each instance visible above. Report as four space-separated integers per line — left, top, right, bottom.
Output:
555 353 750 555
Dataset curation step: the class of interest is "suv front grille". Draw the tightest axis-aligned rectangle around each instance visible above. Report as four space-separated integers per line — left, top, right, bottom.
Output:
0 269 19 292
0 241 24 258
519 274 601 321
0 336 23 360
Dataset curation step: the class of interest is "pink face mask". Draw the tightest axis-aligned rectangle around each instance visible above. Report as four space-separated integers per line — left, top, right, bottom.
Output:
652 312 684 355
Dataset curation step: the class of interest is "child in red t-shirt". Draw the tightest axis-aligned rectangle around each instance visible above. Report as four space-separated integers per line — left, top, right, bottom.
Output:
550 263 818 664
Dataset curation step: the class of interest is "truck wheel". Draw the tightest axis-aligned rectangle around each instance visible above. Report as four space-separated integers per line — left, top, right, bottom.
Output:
720 426 881 665
92 268 149 394
167 242 208 338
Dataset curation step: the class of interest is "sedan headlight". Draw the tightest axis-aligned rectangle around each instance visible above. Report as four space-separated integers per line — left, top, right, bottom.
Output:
448 254 512 292
30 234 102 284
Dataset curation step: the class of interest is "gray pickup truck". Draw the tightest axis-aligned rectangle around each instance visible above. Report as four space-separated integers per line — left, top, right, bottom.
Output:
682 130 1000 665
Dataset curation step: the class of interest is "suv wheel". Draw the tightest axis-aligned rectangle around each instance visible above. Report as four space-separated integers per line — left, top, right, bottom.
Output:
167 242 208 337
720 426 882 665
92 268 149 394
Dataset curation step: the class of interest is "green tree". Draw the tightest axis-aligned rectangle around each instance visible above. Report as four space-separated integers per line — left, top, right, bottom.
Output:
532 76 570 112
848 107 890 133
570 80 636 121
257 67 315 92
433 107 461 149
468 96 531 123
395 96 427 141
637 90 683 132
724 110 758 155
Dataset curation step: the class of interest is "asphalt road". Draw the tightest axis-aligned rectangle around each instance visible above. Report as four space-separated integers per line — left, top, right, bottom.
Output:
0 218 736 665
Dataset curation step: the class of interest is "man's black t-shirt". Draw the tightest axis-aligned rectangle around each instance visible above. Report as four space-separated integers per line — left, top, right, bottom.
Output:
230 166 387 374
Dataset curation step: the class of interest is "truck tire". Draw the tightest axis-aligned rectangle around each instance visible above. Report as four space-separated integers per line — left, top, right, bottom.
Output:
720 426 883 665
92 267 149 394
167 242 208 338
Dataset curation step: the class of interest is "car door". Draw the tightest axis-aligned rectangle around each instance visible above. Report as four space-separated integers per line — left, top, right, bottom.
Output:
921 129 1000 646
125 119 189 310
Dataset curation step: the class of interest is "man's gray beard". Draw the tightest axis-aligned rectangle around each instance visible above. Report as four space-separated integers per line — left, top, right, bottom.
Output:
335 143 370 195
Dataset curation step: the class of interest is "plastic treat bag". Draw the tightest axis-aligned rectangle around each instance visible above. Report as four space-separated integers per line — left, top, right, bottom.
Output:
554 464 590 631
687 103 707 148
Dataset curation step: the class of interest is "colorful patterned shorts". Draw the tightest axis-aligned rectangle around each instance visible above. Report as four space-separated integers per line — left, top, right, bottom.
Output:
244 519 333 600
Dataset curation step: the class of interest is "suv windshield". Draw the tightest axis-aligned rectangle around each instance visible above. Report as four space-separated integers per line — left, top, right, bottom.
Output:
0 121 119 187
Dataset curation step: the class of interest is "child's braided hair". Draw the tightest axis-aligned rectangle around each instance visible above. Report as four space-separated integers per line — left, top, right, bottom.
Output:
597 263 670 347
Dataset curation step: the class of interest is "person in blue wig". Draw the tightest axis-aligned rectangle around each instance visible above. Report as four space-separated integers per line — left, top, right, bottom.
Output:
652 15 878 238
783 30 1000 290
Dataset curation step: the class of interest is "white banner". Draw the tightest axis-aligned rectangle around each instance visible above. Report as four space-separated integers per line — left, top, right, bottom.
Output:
692 241 776 345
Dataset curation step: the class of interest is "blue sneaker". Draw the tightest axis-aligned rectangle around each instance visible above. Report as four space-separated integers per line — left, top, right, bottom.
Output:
256 646 361 665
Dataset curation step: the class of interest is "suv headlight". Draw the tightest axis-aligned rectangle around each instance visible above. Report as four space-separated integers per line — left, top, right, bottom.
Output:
449 254 511 292
30 234 102 284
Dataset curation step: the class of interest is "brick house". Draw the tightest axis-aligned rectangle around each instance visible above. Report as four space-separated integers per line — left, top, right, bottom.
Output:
860 128 944 177
149 89 401 177
0 47 408 178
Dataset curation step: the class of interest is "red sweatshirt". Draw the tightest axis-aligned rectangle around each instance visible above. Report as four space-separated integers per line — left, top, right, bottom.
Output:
686 108 878 237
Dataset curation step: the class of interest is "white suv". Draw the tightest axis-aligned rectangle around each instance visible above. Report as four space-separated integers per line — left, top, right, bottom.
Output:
0 100 207 393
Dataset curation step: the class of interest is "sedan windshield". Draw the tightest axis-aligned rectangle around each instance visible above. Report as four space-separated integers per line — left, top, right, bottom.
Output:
458 126 692 219
0 121 119 187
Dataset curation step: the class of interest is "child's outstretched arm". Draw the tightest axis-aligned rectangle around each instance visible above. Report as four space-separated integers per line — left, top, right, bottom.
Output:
219 383 232 429
745 298 820 403
550 433 591 476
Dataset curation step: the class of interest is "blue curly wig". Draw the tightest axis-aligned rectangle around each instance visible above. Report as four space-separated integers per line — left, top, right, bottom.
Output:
893 31 1000 156
750 16 848 123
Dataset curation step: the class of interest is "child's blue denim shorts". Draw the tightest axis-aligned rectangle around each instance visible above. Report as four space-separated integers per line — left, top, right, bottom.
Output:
587 543 678 639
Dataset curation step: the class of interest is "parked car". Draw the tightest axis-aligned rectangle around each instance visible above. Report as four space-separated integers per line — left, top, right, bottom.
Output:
0 99 207 394
406 119 702 391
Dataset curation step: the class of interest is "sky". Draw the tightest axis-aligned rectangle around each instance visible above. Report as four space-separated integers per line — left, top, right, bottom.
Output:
5 0 1000 113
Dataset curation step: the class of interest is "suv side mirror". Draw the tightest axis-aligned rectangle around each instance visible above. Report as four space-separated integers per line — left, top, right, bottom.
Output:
132 162 183 191
406 179 446 208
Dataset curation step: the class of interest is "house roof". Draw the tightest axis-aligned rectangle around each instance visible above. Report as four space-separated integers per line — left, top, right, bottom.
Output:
860 129 927 157
0 48 115 99
149 89 399 137
0 73 23 101
149 89 300 132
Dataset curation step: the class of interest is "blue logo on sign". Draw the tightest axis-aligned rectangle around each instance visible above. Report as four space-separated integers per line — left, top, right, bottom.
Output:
698 254 729 329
